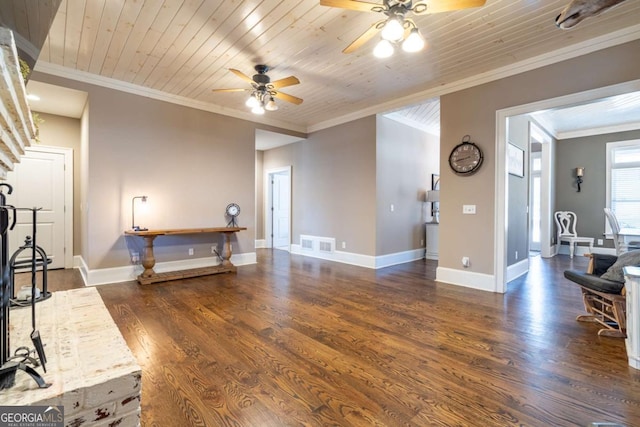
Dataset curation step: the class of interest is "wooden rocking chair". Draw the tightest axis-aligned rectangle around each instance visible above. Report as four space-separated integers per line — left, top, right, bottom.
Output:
564 253 626 338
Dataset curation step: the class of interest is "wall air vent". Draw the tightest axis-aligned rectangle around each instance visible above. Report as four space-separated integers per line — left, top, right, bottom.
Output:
301 236 314 251
318 239 335 253
300 235 336 255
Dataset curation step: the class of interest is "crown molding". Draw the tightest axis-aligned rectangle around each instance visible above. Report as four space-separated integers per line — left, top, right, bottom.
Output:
557 121 640 140
381 112 440 137
34 22 640 136
307 23 640 133
33 62 307 134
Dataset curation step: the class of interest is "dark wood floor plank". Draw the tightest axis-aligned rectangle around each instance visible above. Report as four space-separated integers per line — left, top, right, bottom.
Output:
34 251 640 426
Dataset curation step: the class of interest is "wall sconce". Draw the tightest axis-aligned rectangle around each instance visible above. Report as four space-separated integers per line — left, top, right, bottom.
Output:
575 167 584 192
425 190 440 223
131 195 148 231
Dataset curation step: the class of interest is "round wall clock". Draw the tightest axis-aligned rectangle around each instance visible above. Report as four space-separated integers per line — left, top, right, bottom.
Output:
448 135 483 176
226 203 240 227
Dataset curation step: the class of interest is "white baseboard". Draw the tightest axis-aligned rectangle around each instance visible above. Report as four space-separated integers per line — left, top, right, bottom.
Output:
589 247 617 255
375 248 425 269
436 267 500 293
554 244 616 257
507 258 529 282
255 239 266 248
76 252 257 286
290 244 424 269
291 244 376 268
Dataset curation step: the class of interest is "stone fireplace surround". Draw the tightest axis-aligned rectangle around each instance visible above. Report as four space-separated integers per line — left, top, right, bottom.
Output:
2 287 142 426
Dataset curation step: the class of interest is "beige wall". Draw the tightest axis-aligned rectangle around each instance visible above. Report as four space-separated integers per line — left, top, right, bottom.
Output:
34 112 82 255
440 39 640 276
263 116 377 255
255 150 264 241
262 115 437 257
29 38 640 276
376 115 439 255
32 72 281 270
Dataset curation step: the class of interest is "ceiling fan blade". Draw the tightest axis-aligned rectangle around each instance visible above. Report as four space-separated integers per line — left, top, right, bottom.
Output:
343 20 384 54
269 76 300 90
413 0 486 15
320 0 380 12
211 88 250 93
229 68 255 84
273 91 303 105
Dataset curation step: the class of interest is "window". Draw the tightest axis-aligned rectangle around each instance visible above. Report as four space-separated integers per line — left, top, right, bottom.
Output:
606 139 640 231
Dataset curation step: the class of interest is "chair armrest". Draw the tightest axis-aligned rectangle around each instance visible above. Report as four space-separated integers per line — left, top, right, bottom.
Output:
591 254 618 276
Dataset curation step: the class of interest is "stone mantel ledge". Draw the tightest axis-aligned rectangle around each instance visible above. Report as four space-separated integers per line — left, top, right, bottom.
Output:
1 287 141 426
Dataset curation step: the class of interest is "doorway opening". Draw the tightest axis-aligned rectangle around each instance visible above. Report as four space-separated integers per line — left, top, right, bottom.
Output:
265 166 291 251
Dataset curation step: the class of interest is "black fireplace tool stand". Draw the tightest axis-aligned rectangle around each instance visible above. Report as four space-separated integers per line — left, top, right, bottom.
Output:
0 186 50 389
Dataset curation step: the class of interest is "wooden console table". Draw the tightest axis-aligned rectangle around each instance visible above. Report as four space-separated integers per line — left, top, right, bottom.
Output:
124 227 247 284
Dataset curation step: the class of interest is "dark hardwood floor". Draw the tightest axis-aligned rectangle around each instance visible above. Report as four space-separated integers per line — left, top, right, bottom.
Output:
31 251 640 426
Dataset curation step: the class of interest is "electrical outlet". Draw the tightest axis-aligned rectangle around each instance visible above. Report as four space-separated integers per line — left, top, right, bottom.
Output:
421 239 424 246
515 250 518 260
598 239 604 246
131 252 139 263
188 248 194 256
462 256 470 267
342 241 346 249
211 244 218 254
390 204 394 212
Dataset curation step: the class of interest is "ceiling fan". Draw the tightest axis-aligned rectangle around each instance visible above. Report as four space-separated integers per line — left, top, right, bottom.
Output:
212 65 303 115
320 0 487 57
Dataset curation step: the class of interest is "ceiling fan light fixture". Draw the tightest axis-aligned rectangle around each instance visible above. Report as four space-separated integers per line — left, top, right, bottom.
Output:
251 105 265 115
381 17 405 42
373 39 394 58
265 97 278 111
246 94 260 108
402 28 425 52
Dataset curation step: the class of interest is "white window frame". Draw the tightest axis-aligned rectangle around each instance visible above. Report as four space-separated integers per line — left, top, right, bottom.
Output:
605 139 640 236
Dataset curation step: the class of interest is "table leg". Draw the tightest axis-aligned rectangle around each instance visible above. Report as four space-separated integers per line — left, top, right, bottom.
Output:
221 232 234 267
141 235 157 278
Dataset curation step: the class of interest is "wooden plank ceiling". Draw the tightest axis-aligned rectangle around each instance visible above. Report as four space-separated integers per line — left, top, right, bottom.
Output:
35 0 640 132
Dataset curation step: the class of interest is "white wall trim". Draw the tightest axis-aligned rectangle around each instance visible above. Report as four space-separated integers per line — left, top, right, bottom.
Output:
382 112 439 137
34 23 640 136
507 259 529 283
291 244 376 268
290 245 424 270
375 249 425 269
308 23 640 133
557 121 640 140
436 267 498 293
78 252 257 286
555 244 616 257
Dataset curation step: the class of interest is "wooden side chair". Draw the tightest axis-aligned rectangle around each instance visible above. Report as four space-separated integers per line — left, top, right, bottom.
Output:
554 211 594 258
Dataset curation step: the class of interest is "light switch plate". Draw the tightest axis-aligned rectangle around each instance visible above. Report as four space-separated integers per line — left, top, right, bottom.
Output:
463 205 476 214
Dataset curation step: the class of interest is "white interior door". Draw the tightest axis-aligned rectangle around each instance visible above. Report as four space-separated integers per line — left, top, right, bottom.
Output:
5 147 68 269
272 171 290 249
